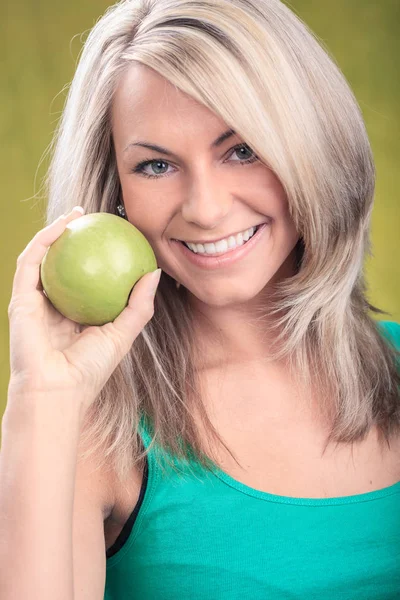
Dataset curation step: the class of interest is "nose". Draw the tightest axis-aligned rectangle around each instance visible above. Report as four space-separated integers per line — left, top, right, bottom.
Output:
180 172 233 230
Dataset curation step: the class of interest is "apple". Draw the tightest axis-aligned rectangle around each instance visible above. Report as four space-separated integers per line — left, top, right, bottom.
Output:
40 212 158 326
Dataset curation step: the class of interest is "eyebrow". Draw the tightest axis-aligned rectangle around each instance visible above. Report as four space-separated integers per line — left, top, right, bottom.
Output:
123 128 236 158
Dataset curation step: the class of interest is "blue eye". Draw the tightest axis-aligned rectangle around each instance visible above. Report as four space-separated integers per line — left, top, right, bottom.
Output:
131 143 258 179
231 145 255 162
140 160 170 177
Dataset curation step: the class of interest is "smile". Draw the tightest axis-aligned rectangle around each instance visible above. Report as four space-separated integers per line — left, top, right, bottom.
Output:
183 225 261 255
172 221 270 270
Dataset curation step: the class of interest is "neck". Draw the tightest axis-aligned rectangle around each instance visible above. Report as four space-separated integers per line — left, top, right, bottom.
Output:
190 294 287 372
186 249 300 371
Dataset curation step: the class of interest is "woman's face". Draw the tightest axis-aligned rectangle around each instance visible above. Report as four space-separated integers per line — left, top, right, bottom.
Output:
111 64 300 309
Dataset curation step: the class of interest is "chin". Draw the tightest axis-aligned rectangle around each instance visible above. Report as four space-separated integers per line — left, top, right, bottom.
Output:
187 278 270 308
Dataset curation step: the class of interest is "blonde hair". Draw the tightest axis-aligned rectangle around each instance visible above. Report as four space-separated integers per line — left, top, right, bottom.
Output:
44 0 400 482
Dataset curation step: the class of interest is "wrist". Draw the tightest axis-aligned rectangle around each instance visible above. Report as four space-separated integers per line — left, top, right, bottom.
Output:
4 385 85 435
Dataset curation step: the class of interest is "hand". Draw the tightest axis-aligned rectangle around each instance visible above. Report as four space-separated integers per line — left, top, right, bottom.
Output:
7 207 161 415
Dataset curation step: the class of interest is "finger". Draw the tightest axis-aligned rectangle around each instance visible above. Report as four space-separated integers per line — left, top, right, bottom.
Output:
101 269 162 355
11 207 85 298
62 270 162 388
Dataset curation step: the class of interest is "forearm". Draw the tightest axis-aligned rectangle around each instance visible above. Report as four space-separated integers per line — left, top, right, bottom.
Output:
0 392 83 600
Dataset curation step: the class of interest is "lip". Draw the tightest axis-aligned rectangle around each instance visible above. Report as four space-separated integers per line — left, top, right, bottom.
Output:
172 221 270 270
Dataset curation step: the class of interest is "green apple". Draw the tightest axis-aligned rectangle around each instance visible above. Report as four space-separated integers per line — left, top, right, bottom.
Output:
40 212 158 326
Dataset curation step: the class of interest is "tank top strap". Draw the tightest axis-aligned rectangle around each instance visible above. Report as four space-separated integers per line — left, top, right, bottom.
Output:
137 412 215 481
137 412 189 475
138 412 153 450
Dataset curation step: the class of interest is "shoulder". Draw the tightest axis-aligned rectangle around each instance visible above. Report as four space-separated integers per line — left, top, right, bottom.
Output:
76 426 147 526
74 444 117 521
109 460 145 526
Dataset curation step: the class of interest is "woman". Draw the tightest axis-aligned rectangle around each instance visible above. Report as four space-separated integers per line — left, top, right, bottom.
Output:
2 0 400 597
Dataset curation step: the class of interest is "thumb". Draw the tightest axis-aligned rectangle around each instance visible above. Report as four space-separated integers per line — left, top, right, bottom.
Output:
63 269 163 396
109 268 162 343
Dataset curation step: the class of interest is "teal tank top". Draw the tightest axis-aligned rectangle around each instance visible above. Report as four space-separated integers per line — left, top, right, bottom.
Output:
104 320 400 599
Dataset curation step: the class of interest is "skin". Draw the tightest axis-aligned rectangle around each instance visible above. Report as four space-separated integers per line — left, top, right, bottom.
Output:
111 63 300 369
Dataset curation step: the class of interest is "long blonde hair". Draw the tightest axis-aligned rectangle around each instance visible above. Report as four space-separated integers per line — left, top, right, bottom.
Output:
44 0 400 482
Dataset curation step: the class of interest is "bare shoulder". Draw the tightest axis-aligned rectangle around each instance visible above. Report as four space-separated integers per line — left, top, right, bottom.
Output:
74 444 117 521
102 457 144 552
107 458 144 527
74 433 145 527
71 440 144 595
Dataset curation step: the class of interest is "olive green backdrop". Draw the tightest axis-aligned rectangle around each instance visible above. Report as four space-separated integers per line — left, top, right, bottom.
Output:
1 1 399 426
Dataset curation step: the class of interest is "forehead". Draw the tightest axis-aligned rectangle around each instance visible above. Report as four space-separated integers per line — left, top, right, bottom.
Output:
111 63 226 143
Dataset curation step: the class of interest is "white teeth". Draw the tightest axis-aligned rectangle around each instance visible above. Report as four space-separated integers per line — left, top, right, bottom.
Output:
186 226 257 255
227 236 236 249
204 242 216 253
214 239 228 253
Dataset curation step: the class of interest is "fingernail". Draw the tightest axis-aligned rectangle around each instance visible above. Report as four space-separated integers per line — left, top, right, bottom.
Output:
72 206 85 215
147 268 162 297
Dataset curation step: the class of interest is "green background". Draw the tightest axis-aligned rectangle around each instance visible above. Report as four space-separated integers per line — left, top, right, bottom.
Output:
1 0 399 422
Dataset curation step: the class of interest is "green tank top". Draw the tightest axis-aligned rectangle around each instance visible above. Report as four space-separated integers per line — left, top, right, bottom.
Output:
104 320 400 599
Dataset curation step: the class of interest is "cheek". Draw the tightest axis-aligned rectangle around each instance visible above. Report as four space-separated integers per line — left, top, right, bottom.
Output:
121 191 164 238
125 206 156 234
269 180 290 216
120 178 179 235
281 208 300 252
264 185 299 252
273 216 300 251
252 169 290 216
266 178 297 238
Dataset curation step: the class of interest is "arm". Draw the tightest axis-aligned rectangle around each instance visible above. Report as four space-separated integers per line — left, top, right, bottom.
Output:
0 391 113 600
2 207 160 599
0 392 83 600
